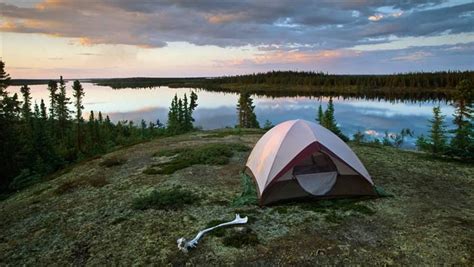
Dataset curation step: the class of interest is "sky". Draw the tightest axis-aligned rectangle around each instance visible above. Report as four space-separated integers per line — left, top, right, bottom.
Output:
0 0 473 78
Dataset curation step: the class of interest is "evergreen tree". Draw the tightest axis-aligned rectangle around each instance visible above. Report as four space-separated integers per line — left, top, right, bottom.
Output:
0 61 20 191
427 106 448 154
321 98 348 141
47 80 58 120
167 95 179 134
450 79 473 158
0 60 10 100
237 92 259 128
167 92 198 134
183 94 191 131
19 85 35 165
177 98 184 131
98 111 103 124
40 99 47 120
140 119 147 139
56 76 71 137
72 80 85 152
316 104 324 124
20 85 32 121
352 130 365 144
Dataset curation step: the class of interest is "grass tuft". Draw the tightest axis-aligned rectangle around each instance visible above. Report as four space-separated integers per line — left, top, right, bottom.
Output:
132 187 199 210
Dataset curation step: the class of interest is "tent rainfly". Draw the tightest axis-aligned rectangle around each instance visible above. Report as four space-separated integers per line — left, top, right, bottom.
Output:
245 119 376 205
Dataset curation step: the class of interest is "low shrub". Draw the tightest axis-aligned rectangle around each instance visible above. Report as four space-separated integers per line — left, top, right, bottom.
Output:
142 167 161 175
99 156 127 167
151 143 250 174
132 186 199 210
54 174 109 195
9 169 42 191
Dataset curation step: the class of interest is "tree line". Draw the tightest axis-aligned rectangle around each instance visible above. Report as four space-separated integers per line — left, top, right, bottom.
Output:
1 61 202 193
87 70 474 101
211 70 473 89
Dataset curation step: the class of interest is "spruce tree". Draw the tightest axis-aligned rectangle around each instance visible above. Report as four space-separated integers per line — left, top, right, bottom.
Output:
237 92 259 128
40 99 47 120
167 95 179 134
20 85 32 121
183 94 191 131
19 85 35 165
177 98 184 132
450 79 473 158
0 60 10 100
72 80 85 152
47 80 58 120
427 106 448 154
0 62 20 191
55 76 71 138
322 98 348 141
316 104 324 124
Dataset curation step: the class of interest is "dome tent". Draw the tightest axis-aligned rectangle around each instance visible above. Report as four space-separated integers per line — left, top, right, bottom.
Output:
245 119 376 205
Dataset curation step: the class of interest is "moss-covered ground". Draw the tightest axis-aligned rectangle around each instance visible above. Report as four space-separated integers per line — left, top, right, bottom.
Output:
0 130 473 265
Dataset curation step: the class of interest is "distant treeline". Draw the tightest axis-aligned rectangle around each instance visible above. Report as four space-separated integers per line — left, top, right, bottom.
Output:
89 70 473 101
10 79 59 86
93 77 207 89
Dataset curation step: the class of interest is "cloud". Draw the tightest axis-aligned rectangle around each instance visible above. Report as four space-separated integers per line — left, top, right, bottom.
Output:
392 51 432 61
0 0 472 50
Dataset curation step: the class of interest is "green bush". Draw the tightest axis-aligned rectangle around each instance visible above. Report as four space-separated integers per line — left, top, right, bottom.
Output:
151 143 250 174
132 187 199 210
9 169 42 191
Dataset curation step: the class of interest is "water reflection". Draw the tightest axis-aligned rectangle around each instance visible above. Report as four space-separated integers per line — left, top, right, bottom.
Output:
8 82 455 147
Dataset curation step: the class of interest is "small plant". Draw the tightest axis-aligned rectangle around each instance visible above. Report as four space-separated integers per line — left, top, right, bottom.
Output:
99 156 127 167
263 120 274 130
381 128 413 147
132 187 199 210
352 130 366 144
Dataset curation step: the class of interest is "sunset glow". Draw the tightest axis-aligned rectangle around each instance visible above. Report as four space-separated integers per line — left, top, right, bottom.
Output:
1 0 473 78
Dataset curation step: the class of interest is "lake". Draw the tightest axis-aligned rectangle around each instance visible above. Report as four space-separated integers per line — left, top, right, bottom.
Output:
8 82 455 147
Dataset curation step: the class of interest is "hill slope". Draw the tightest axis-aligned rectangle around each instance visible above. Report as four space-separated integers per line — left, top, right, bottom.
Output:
1 131 473 265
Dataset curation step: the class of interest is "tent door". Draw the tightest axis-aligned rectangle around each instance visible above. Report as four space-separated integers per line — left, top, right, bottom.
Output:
294 172 337 196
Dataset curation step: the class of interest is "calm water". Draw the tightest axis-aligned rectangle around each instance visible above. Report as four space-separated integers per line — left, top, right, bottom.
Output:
9 82 455 147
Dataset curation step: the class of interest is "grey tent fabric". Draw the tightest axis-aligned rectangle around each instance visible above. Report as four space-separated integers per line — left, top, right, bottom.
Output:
295 171 337 196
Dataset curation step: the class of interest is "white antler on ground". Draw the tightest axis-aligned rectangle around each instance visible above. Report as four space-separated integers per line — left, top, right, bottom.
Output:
177 214 248 252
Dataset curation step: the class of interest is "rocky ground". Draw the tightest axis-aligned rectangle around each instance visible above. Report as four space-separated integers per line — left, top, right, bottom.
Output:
1 129 473 266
